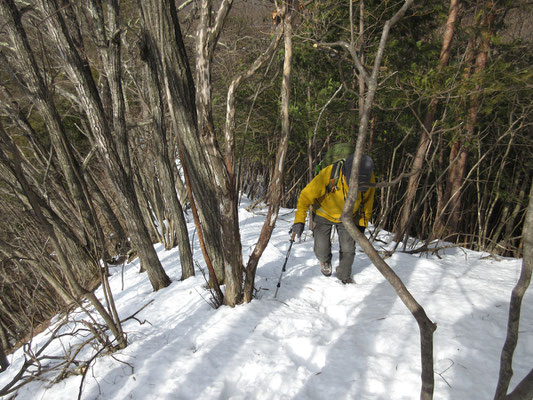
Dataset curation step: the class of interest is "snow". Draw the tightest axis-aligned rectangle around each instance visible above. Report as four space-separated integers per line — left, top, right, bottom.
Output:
1 198 532 400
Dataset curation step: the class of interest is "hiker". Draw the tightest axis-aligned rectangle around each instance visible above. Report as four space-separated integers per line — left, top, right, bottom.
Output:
290 153 375 284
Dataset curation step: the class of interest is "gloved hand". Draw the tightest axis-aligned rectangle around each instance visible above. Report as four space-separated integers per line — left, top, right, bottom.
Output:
290 222 304 238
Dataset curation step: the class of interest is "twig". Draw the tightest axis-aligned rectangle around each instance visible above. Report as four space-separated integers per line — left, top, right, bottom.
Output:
77 346 108 400
120 300 155 324
435 359 454 388
0 320 66 396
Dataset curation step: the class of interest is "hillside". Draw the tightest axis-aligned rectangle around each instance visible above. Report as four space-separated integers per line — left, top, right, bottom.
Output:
1 199 531 399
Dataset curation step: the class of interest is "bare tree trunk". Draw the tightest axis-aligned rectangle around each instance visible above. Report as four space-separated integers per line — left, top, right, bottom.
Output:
140 27 194 278
195 0 248 305
0 320 9 352
0 237 75 306
501 172 530 255
138 0 226 288
0 0 97 251
179 140 223 302
84 170 130 257
357 0 365 120
30 0 172 290
433 2 496 240
244 1 293 303
0 343 8 372
337 2 437 399
395 0 459 243
494 178 533 399
504 368 533 400
0 124 127 350
307 116 314 229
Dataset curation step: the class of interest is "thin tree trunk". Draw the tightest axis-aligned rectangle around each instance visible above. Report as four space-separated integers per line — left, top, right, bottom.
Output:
502 173 529 254
244 1 293 302
0 323 9 356
434 3 496 240
36 0 171 290
140 35 194 278
84 170 129 256
357 0 365 120
494 178 533 399
0 237 75 306
339 2 436 399
504 368 533 400
0 125 127 350
0 0 97 251
395 0 459 242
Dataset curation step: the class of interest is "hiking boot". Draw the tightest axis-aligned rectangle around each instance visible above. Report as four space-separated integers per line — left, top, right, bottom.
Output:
320 261 332 277
340 277 355 284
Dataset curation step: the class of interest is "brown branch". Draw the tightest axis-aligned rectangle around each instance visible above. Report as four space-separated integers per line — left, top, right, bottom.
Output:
119 300 154 324
373 167 420 188
0 320 65 396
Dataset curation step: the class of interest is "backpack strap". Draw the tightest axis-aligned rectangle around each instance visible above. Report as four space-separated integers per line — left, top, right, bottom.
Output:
326 159 344 193
312 160 346 214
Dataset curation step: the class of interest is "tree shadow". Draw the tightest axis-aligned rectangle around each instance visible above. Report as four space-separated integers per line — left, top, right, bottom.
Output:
287 252 420 399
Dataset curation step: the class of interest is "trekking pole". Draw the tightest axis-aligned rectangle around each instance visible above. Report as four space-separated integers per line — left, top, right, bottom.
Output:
274 231 297 298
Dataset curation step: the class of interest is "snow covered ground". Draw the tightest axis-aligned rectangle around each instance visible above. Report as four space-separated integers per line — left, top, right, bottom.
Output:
1 199 532 400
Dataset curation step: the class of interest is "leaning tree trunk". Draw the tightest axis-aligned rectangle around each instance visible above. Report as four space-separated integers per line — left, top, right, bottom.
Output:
337 2 437 399
0 343 8 372
0 0 97 252
138 0 226 287
493 177 533 400
140 31 195 279
0 125 127 350
36 0 171 290
0 320 10 352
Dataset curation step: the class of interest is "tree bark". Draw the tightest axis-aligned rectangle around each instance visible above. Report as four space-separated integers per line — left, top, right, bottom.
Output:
339 2 437 399
395 0 459 243
139 24 195 279
244 1 293 303
0 0 97 251
0 343 8 372
195 0 247 306
433 2 496 240
35 0 171 290
138 0 226 288
494 178 533 399
504 368 533 400
0 124 127 350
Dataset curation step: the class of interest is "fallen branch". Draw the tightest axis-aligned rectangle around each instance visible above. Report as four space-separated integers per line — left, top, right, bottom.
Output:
0 321 65 396
120 300 155 324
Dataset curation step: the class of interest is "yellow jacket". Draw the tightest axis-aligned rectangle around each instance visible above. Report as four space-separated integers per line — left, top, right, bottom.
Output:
294 163 375 226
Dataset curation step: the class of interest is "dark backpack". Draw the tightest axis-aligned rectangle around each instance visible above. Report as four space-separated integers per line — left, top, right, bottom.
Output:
342 154 374 191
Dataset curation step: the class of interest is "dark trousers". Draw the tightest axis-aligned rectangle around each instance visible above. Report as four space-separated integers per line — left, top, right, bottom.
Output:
312 214 365 281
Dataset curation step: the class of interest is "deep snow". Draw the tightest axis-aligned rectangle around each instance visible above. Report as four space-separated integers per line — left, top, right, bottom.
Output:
1 199 532 400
